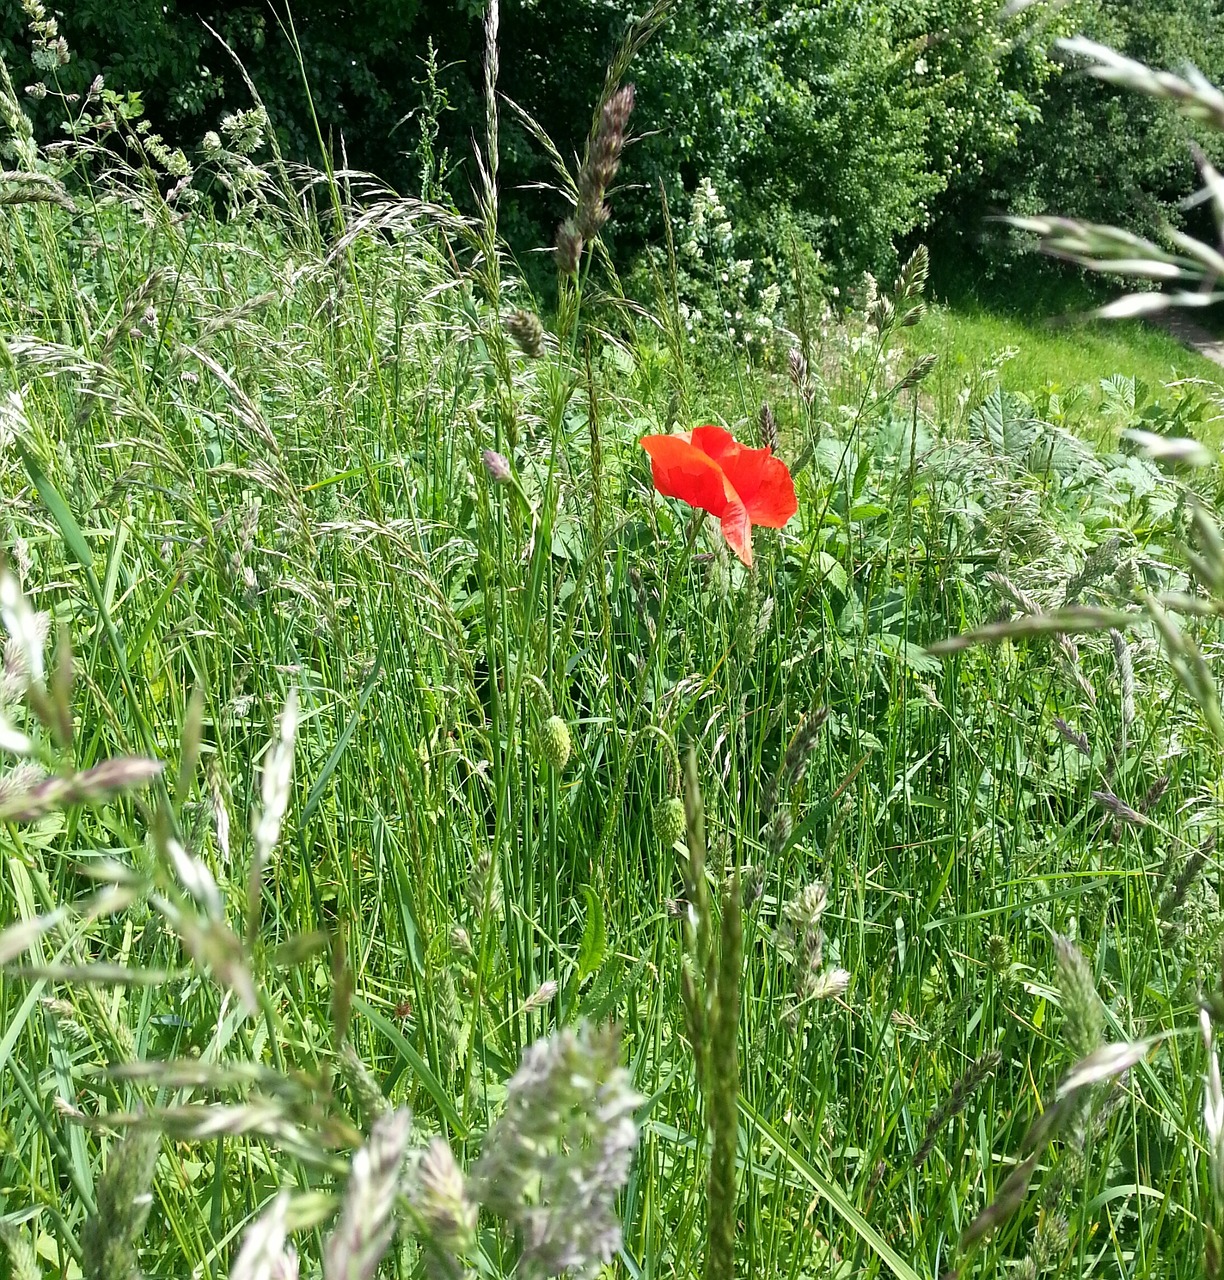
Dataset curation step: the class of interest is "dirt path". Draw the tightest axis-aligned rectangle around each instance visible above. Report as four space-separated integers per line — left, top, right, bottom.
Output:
1150 309 1224 368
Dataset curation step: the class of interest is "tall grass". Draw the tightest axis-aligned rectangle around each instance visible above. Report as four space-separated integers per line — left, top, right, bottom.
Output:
0 12 1223 1280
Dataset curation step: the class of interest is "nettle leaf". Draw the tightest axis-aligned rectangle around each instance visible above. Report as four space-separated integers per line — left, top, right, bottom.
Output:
971 388 1044 463
875 632 942 675
577 885 607 985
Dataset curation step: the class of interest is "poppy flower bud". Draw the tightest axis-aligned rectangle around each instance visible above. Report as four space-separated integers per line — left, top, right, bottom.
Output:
653 797 686 847
536 715 572 771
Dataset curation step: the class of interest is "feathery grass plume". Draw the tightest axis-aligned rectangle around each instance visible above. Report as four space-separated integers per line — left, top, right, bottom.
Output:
1054 718 1090 757
809 966 851 1001
230 1191 299 1280
895 242 929 304
759 402 778 452
1091 789 1147 827
960 1151 1040 1252
336 1041 390 1126
0 1224 41 1280
0 53 37 168
1188 499 1224 593
1159 835 1213 925
0 757 164 823
472 1022 641 1278
574 83 634 241
987 933 1013 977
1063 536 1121 605
1053 935 1104 1061
1145 593 1224 745
0 168 75 211
249 690 298 941
763 707 828 855
0 560 45 688
81 1129 159 1280
1139 774 1171 815
786 346 816 405
413 1138 477 1279
1061 37 1224 130
987 572 1099 703
505 309 545 358
467 850 504 922
780 707 829 791
0 757 43 808
1111 629 1135 735
323 1107 412 1280
1056 1037 1159 1099
522 979 558 1015
896 353 938 391
779 882 827 1002
432 956 463 1076
554 220 584 275
482 448 513 485
912 1051 1003 1169
1030 1211 1070 1273
208 755 232 863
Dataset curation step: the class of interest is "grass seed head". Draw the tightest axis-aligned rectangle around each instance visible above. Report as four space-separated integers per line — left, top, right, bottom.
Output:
82 1129 159 1280
506 309 545 358
555 220 584 275
414 1137 478 1273
323 1108 413 1280
1053 935 1105 1060
472 1022 641 1278
337 1041 391 1126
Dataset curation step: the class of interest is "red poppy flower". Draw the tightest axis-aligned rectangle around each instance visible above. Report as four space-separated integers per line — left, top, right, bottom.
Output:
640 425 797 566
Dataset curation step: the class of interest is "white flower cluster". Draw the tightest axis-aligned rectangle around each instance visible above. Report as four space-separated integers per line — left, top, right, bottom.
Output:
676 178 784 354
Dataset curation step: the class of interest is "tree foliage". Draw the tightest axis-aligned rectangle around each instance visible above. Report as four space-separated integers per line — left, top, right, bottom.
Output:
2 0 1222 282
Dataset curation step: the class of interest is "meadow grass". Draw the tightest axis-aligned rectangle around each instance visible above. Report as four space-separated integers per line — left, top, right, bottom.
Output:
0 28 1223 1280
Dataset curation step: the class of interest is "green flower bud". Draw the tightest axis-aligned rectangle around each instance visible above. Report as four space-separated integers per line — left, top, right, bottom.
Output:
654 797 686 847
536 715 572 771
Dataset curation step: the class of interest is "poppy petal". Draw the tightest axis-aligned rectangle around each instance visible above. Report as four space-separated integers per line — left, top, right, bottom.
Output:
689 424 739 464
738 454 797 528
641 435 734 517
690 426 797 529
720 502 753 566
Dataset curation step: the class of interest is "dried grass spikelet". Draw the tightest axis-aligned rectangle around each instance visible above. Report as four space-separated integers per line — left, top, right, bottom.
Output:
554 219 584 275
896 353 937 391
759 402 778 452
230 1191 299 1280
0 1224 40 1280
575 83 635 241
0 756 164 823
